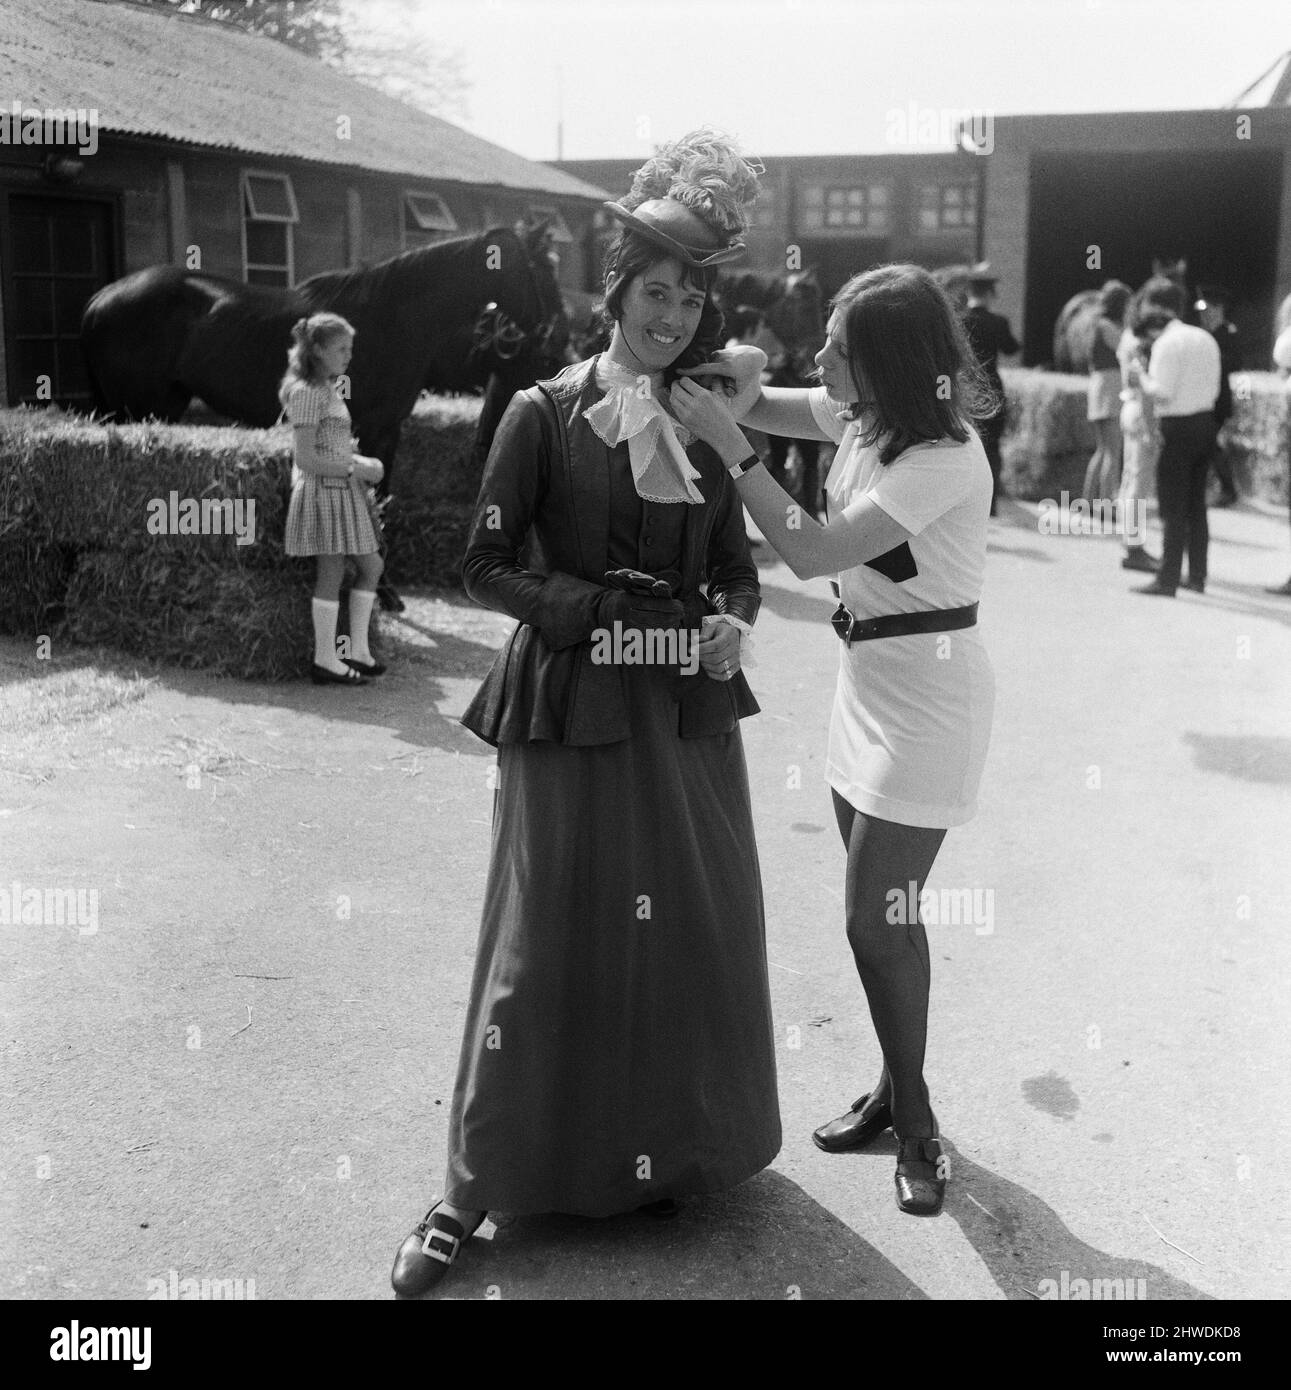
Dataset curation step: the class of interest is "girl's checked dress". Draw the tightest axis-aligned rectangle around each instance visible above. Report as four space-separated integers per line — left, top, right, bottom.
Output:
283 379 381 556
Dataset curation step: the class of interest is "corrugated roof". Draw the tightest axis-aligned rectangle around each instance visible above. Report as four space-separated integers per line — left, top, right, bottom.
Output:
0 0 609 200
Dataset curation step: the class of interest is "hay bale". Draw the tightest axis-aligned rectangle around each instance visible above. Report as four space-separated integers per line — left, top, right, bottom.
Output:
63 549 317 681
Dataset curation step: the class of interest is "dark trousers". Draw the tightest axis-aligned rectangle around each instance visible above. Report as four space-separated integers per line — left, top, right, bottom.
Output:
978 409 1005 509
1157 412 1217 591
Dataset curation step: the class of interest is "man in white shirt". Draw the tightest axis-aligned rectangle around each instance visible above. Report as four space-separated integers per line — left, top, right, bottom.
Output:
1128 311 1221 596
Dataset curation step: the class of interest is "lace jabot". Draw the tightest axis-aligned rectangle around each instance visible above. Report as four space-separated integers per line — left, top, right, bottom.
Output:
583 355 705 505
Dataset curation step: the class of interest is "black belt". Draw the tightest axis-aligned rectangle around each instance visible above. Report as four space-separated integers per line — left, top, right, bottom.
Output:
829 582 978 644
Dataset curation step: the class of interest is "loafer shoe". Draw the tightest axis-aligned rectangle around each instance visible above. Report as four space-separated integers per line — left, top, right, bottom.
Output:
390 1201 485 1297
812 1092 893 1153
894 1133 947 1217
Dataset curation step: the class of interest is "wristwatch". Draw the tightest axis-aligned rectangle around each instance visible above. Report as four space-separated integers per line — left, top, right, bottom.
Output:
726 452 762 479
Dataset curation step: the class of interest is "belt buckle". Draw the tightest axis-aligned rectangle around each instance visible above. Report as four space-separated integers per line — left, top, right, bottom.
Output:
830 602 854 642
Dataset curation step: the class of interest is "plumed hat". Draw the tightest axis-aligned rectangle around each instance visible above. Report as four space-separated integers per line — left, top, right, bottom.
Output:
602 128 763 268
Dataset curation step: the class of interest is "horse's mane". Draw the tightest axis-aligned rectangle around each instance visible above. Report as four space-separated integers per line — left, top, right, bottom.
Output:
300 227 514 312
715 270 786 311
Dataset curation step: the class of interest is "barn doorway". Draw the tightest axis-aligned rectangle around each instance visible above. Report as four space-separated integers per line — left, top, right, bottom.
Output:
1 191 118 409
1024 150 1282 367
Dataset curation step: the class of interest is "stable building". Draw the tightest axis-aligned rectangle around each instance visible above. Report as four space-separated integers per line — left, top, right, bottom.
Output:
0 0 608 410
557 81 1291 367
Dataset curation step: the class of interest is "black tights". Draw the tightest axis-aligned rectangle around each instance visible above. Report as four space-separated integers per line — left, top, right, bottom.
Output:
832 790 947 1138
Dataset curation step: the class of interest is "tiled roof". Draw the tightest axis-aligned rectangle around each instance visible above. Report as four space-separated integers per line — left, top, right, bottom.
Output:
0 0 609 200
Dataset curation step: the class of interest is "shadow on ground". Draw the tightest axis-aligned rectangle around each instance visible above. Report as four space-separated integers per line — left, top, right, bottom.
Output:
401 1141 1211 1300
1183 731 1291 783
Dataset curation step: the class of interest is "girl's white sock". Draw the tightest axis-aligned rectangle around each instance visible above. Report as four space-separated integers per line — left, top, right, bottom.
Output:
311 597 345 670
347 589 376 663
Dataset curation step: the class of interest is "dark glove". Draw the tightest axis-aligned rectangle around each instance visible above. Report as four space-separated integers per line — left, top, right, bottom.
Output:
603 567 681 597
596 583 684 634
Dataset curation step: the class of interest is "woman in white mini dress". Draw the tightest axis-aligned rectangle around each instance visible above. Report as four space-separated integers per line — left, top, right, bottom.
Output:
673 263 996 1216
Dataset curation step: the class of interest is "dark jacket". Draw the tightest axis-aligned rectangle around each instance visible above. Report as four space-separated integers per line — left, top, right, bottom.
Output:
963 305 1020 385
460 355 761 747
1210 320 1240 425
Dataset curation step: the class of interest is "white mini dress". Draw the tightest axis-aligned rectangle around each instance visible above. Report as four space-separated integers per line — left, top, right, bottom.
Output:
810 388 996 829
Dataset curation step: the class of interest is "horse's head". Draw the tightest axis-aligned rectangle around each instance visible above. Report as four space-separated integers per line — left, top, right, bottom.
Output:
467 220 569 377
762 268 825 369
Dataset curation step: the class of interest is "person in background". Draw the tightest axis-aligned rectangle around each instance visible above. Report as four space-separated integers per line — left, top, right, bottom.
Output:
1117 308 1164 573
1196 285 1240 508
1266 293 1291 596
962 263 1019 515
723 303 764 349
1127 302 1221 597
1083 281 1132 513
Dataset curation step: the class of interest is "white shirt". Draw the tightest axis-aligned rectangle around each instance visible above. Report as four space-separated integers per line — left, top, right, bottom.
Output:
1144 319 1221 417
808 387 992 613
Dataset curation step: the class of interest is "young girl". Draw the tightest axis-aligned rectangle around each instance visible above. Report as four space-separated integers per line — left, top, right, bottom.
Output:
673 263 997 1217
280 313 387 684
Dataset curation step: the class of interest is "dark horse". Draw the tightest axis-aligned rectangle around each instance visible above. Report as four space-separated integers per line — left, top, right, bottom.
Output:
81 222 566 608
715 268 826 514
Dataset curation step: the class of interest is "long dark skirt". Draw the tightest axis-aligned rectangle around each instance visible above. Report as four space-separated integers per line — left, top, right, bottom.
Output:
443 664 781 1217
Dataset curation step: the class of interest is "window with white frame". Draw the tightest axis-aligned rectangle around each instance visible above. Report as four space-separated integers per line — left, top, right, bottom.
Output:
798 183 890 233
916 182 977 232
402 190 459 248
242 170 298 286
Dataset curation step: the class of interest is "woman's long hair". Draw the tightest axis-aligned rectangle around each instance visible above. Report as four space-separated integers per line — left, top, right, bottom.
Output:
278 311 354 408
597 229 724 385
831 264 997 465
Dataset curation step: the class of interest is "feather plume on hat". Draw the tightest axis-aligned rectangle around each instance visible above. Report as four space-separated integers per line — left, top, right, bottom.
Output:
621 128 764 238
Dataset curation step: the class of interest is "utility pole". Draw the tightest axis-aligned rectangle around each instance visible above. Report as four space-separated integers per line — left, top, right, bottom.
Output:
556 64 564 161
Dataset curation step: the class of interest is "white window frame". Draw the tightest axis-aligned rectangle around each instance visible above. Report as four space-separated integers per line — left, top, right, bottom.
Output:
241 169 298 286
916 182 978 233
408 190 464 236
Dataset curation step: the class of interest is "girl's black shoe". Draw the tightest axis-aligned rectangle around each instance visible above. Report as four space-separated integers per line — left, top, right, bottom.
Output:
391 1201 486 1297
343 657 387 676
311 663 366 685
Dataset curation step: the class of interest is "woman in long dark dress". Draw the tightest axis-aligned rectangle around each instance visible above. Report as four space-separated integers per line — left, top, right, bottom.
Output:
391 131 780 1295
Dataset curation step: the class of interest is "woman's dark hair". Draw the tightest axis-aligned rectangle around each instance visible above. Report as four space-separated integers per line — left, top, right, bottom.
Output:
1136 275 1187 318
1099 280 1132 324
599 229 724 383
724 304 764 341
831 263 996 465
1130 307 1174 338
